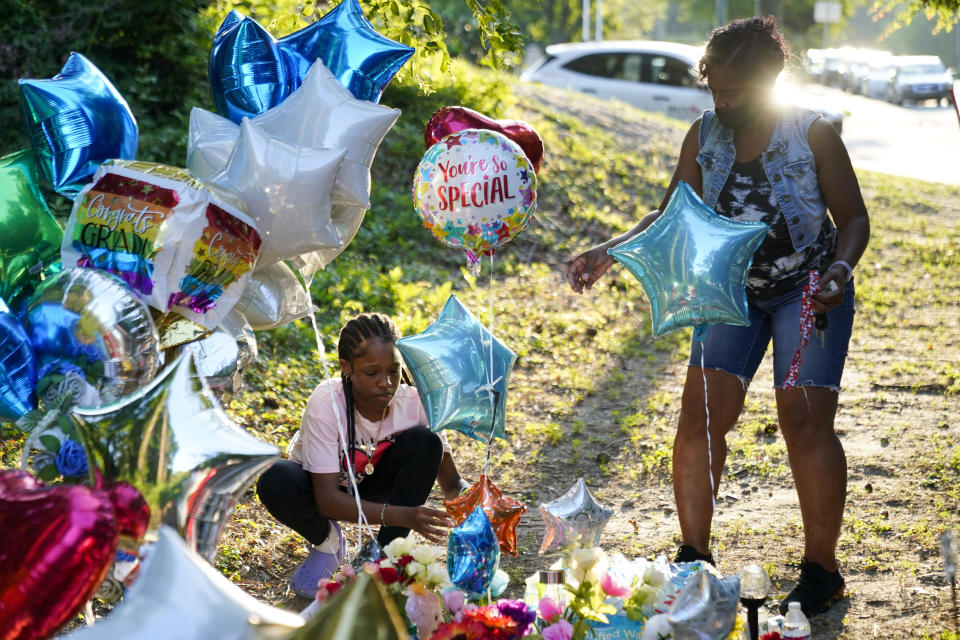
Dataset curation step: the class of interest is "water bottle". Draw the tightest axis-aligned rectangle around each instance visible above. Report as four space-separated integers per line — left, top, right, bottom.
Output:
782 601 811 638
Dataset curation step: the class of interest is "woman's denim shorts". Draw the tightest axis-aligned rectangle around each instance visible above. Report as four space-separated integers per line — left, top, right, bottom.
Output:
688 279 855 390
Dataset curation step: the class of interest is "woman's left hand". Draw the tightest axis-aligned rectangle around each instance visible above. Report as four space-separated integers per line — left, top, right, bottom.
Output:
813 264 847 313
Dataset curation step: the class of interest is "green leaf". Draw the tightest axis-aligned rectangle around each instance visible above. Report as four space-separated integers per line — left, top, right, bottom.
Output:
37 464 59 482
39 435 61 452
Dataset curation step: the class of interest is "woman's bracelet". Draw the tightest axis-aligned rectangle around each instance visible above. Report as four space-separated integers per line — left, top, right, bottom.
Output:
380 502 389 527
830 260 853 282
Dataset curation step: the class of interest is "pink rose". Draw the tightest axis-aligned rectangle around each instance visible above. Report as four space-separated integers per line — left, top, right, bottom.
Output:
543 619 574 640
538 597 563 623
600 572 631 598
443 588 465 615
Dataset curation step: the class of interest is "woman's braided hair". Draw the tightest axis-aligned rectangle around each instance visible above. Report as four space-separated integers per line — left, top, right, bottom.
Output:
699 16 790 84
338 313 402 477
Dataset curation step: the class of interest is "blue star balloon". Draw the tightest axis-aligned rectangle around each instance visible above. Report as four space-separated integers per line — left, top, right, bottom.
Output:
396 295 516 441
0 297 37 420
448 506 500 595
18 53 138 199
608 181 769 338
279 0 414 102
209 11 290 123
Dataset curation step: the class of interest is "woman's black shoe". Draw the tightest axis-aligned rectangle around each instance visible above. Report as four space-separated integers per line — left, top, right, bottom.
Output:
779 558 845 615
674 544 715 566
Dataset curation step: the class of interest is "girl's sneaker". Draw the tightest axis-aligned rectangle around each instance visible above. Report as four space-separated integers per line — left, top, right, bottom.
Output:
291 521 345 598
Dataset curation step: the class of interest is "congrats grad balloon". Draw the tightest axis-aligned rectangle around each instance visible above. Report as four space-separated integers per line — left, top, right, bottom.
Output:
413 129 536 270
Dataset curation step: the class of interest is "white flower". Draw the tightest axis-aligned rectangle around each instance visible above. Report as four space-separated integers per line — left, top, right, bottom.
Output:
643 564 667 588
571 547 604 571
412 544 444 566
384 535 415 559
641 614 672 640
568 547 607 584
406 561 426 580
425 563 449 587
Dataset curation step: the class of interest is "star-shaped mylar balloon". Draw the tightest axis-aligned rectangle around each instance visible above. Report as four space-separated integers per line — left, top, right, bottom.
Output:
213 118 345 265
71 352 279 560
65 526 304 640
0 149 63 309
279 0 414 103
209 11 289 124
19 52 138 198
539 478 613 555
607 180 768 338
285 572 408 640
443 475 525 556
397 295 516 441
448 507 501 596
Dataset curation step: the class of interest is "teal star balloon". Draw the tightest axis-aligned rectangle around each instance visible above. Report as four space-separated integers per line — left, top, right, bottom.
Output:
397 295 515 441
608 181 768 338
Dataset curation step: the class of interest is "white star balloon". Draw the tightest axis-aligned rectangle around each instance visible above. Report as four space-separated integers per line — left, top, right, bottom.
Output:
538 478 613 555
65 526 304 640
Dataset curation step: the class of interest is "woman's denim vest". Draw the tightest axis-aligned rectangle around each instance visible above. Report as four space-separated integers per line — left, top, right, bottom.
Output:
696 107 826 253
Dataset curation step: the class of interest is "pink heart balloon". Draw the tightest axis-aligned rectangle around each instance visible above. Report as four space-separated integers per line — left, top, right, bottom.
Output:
0 470 118 640
425 106 544 173
104 481 150 554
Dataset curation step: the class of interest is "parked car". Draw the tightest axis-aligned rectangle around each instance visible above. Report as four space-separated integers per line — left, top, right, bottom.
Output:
886 55 953 106
520 41 712 121
521 41 844 133
861 59 898 98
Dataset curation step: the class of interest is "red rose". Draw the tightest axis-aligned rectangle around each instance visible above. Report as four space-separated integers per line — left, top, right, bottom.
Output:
396 555 414 568
378 566 401 584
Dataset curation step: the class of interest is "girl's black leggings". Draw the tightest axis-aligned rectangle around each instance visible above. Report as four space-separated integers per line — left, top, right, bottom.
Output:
256 425 444 546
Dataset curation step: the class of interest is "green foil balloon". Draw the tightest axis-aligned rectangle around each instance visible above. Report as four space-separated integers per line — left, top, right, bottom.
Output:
0 150 64 308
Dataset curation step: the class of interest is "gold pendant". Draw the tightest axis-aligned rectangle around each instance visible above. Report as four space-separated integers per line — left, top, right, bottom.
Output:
364 463 375 475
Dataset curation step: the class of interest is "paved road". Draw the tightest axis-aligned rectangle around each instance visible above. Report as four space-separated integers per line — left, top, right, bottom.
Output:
799 82 960 185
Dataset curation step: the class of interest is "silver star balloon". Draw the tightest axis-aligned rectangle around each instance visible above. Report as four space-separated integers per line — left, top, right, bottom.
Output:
65 526 304 640
190 313 258 402
538 478 613 555
667 571 741 640
71 352 279 559
233 261 315 330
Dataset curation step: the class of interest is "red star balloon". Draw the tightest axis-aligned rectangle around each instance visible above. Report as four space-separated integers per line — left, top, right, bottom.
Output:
443 475 525 556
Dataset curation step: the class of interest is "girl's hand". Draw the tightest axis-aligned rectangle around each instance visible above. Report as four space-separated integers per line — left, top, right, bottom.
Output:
396 505 454 543
813 265 846 313
567 245 615 294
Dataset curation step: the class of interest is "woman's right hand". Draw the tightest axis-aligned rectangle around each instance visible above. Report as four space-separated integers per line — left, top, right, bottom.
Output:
395 505 454 544
567 245 614 294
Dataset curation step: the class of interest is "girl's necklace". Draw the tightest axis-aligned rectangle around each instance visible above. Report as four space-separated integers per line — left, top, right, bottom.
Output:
356 405 389 476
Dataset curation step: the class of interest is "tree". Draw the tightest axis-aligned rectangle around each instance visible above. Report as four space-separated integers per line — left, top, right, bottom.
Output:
869 0 960 34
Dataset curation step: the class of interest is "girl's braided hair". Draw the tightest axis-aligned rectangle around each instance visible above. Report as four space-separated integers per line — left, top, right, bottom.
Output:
338 313 402 477
699 16 790 83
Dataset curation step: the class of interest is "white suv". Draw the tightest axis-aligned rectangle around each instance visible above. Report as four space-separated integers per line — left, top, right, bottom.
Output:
520 41 712 122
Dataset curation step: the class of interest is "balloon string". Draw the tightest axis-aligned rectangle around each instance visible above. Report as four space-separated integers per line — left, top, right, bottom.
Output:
482 252 497 478
699 342 716 513
782 270 820 389
309 311 377 551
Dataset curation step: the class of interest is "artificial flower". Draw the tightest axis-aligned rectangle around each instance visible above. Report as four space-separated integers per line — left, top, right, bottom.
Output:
427 562 450 586
643 563 667 588
443 587 466 615
407 560 427 580
378 565 401 584
542 619 573 640
496 599 536 633
430 619 489 640
405 583 444 638
461 604 523 636
538 597 563 624
641 614 671 640
600 572 631 598
384 535 415 558
414 543 445 565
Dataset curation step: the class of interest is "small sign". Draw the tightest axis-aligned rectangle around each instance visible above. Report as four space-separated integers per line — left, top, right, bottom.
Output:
814 1 842 23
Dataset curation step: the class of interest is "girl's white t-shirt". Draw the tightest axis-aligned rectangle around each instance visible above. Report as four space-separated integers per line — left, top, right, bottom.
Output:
287 378 450 475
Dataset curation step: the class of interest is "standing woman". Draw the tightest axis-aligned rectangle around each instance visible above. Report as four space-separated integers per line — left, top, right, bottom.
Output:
567 17 869 615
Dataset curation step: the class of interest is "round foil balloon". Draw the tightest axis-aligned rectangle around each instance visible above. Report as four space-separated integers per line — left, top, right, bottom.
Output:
413 129 536 269
18 52 138 198
0 149 64 307
425 106 543 174
22 268 160 405
607 181 768 338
